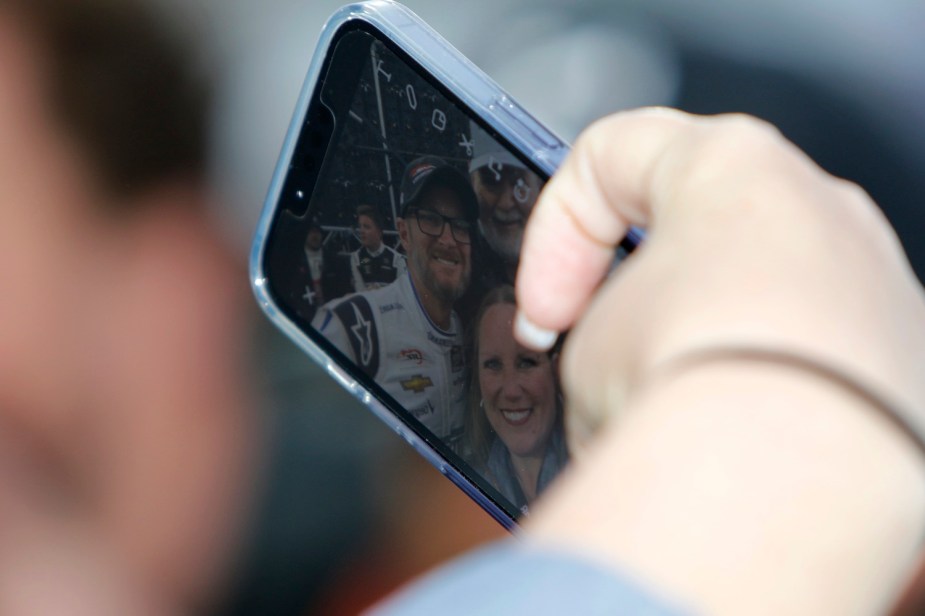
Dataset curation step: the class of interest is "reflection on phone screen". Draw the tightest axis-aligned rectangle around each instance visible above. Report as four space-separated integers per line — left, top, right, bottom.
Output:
266 30 611 520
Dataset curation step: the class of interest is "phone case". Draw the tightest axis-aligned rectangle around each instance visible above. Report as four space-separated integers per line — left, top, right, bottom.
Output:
251 0 609 530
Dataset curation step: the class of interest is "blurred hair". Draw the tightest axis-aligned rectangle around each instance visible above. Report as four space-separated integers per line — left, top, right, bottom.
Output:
356 204 384 231
3 0 209 205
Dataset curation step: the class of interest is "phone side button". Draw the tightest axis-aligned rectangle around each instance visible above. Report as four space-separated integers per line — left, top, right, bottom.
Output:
326 363 357 393
493 96 564 150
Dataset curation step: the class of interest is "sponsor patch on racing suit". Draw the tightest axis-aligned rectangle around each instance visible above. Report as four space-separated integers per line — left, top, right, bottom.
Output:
312 272 466 446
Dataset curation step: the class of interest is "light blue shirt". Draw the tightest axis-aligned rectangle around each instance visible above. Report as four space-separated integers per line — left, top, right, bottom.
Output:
372 541 692 615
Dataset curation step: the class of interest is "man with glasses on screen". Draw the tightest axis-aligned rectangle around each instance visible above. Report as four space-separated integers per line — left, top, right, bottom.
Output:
313 157 477 448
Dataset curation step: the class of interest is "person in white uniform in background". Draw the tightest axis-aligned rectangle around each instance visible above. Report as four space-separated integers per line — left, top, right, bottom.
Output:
350 204 406 293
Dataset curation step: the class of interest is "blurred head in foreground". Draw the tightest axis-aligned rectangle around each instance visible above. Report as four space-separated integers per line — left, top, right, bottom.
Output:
0 0 255 611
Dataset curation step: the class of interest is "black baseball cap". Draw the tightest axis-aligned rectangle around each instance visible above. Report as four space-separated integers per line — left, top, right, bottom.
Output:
398 156 478 221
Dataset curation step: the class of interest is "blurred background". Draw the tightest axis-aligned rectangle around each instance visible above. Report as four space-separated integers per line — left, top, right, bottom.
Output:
185 0 925 272
170 0 925 613
10 0 923 613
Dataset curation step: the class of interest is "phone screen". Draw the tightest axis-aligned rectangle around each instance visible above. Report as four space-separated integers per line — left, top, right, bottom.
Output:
264 26 621 521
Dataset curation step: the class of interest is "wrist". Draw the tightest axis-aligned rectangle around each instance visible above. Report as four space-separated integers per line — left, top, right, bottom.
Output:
530 360 925 616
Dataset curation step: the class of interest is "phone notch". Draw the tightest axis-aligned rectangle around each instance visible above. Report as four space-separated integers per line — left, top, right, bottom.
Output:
282 103 335 218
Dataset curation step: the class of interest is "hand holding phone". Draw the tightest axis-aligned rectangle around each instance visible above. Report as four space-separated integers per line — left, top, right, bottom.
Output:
371 110 925 616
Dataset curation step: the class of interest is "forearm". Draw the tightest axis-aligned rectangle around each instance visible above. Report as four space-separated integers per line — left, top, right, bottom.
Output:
529 361 925 615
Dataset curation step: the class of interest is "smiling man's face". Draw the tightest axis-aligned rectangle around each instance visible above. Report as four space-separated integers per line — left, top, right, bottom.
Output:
399 184 472 306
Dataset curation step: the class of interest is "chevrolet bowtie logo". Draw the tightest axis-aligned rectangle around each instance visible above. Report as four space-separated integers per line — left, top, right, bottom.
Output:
400 374 434 394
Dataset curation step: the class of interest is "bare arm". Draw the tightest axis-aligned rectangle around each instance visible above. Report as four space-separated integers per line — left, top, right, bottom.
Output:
516 109 925 615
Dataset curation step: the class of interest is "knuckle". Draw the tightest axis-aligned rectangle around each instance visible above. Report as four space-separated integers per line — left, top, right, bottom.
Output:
663 114 806 207
825 176 900 249
701 113 785 160
826 176 873 209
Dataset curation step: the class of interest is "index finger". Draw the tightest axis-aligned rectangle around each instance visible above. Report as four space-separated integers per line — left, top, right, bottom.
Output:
513 108 699 350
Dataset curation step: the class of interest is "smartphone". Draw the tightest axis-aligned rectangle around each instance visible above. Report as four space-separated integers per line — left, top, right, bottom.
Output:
250 0 640 530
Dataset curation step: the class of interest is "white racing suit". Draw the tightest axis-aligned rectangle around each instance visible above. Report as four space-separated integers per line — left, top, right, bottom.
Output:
312 272 466 447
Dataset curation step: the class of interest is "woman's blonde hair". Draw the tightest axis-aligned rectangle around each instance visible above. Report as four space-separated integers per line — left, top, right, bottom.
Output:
463 285 517 465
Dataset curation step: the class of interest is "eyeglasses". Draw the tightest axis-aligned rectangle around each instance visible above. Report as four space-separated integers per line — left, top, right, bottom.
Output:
408 208 472 244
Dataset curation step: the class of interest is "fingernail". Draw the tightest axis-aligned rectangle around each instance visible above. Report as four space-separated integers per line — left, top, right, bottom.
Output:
515 311 558 351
